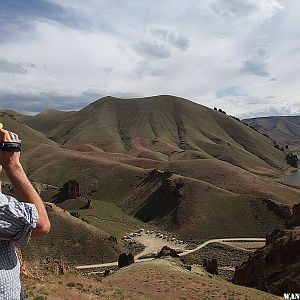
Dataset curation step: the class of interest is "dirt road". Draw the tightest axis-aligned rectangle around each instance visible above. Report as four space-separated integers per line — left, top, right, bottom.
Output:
76 233 265 270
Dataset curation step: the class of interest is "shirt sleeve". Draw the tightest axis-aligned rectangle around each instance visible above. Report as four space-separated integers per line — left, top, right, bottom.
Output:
0 193 38 246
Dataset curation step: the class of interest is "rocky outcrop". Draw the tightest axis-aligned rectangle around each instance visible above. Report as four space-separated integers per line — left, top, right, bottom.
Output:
157 246 179 258
62 179 80 199
203 258 218 275
291 203 300 227
127 253 134 265
233 227 300 295
118 253 135 268
44 258 69 275
134 172 183 223
15 248 29 277
262 198 291 226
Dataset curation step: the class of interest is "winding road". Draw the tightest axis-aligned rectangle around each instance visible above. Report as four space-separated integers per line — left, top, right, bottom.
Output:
76 236 266 270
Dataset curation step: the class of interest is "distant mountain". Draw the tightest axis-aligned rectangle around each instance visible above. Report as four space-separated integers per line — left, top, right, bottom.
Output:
243 116 300 152
23 109 76 134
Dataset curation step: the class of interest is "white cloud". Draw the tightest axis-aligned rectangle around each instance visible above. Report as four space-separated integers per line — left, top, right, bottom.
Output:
0 58 28 74
0 0 299 119
211 0 283 21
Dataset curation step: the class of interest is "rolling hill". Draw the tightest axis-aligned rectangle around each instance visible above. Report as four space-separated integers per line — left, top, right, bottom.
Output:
29 95 287 175
22 203 124 265
243 116 300 152
1 95 300 241
23 258 280 299
23 109 76 134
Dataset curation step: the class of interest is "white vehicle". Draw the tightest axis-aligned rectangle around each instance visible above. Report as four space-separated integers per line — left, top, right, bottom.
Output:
139 228 144 232
159 234 164 238
171 237 176 241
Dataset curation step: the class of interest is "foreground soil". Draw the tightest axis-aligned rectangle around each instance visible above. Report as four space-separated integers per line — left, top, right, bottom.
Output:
23 258 281 299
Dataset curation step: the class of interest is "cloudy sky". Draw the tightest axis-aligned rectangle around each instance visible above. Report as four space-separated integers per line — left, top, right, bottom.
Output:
0 0 299 118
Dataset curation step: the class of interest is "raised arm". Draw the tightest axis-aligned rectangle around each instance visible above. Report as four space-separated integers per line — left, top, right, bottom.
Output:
0 128 51 237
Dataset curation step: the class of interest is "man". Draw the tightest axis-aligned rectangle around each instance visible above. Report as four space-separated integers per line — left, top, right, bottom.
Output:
0 125 51 299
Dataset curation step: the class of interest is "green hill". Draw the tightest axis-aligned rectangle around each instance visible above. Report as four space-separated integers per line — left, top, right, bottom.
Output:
121 169 292 239
0 110 56 150
23 109 76 134
243 116 300 152
2 96 300 241
25 95 289 175
22 203 124 265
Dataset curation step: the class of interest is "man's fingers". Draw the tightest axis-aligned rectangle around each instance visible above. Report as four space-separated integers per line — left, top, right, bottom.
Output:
0 129 20 142
0 129 12 142
8 132 19 141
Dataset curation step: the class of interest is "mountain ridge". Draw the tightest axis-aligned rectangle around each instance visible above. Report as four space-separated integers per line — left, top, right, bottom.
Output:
243 115 300 152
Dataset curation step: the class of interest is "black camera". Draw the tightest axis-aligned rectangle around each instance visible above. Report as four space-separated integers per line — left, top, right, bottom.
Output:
0 142 22 152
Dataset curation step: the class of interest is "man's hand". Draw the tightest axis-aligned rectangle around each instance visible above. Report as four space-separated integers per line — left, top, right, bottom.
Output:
0 125 51 236
0 128 21 169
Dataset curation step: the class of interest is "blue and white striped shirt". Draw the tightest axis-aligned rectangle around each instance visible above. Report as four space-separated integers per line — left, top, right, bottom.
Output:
0 193 38 300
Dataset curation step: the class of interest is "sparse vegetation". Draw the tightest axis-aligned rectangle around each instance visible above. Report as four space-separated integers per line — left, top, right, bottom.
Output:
2 96 300 300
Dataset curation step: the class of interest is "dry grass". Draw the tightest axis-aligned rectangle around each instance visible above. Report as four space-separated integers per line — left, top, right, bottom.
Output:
104 258 281 300
22 258 281 300
221 241 266 251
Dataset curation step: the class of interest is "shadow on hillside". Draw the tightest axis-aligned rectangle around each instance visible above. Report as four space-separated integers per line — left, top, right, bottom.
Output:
137 169 173 188
134 174 183 225
51 189 67 204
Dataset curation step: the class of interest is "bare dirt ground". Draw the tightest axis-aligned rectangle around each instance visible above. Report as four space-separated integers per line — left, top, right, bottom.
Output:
132 232 187 259
76 231 265 272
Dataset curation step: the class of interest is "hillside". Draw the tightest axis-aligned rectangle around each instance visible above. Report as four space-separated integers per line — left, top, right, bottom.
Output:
23 109 76 134
103 259 279 300
2 95 300 241
23 258 280 299
35 95 287 175
22 203 124 265
0 110 57 178
121 169 292 239
0 110 55 151
243 116 300 152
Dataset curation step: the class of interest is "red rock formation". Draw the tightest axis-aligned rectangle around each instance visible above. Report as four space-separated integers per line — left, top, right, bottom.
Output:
157 246 179 258
233 227 300 295
62 179 80 199
203 258 218 275
15 248 28 277
291 203 300 227
118 253 135 268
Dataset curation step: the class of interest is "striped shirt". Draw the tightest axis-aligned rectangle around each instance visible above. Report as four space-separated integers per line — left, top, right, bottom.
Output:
0 193 38 300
